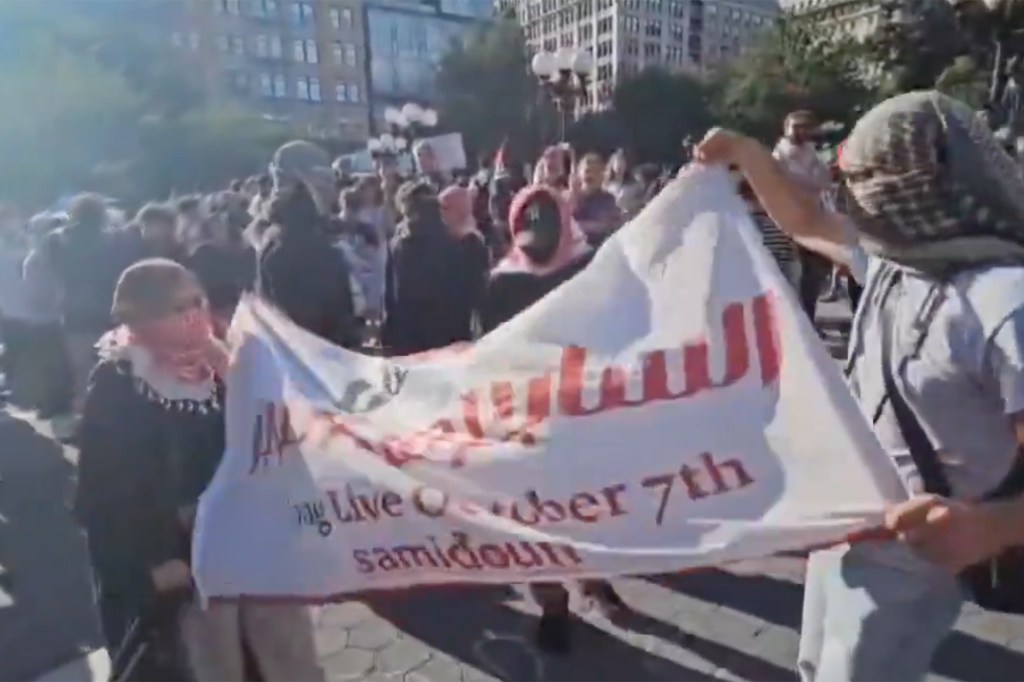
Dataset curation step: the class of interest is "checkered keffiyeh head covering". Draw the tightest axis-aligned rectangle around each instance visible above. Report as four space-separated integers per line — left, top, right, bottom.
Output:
840 91 1024 274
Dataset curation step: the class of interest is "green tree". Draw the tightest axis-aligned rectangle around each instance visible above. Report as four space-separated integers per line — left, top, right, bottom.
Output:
0 3 285 210
866 0 965 97
611 68 712 164
711 19 874 142
435 18 552 166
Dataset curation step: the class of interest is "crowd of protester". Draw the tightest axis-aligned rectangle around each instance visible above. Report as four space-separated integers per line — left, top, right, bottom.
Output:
3 89 1023 681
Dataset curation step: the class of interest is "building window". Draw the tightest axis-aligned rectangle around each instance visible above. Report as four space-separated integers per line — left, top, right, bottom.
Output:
188 32 201 50
342 7 353 25
251 0 278 17
230 35 245 56
347 83 360 102
255 34 268 57
332 41 344 65
294 38 318 64
335 83 348 102
216 35 230 52
270 35 283 58
344 44 357 66
296 76 321 101
259 73 273 97
329 7 342 29
290 1 314 25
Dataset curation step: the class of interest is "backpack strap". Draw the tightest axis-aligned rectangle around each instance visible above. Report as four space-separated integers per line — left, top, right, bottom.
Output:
873 269 952 497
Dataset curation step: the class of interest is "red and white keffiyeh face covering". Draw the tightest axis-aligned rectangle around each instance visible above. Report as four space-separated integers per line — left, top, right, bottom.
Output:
126 307 216 384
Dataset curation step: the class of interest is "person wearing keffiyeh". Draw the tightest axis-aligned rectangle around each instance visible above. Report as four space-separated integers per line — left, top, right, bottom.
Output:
697 91 1024 681
76 259 324 681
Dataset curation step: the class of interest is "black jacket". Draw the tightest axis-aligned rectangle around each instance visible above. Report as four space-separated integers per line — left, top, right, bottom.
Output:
382 216 468 355
256 223 358 349
74 360 224 615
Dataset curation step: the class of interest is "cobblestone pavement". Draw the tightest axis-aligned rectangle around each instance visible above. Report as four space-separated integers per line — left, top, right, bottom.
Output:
312 558 1024 682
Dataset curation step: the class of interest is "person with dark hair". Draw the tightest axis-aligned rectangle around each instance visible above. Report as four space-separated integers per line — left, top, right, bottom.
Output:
129 202 183 262
255 180 359 348
605 149 644 220
481 184 627 653
186 199 256 336
571 153 622 247
229 179 243 193
381 181 467 355
773 110 834 321
41 193 125 438
20 213 72 416
440 185 490 337
76 258 323 681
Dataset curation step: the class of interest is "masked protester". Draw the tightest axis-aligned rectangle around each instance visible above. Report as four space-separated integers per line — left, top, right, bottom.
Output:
480 186 628 653
571 153 623 247
698 91 1024 682
76 258 324 681
481 185 591 332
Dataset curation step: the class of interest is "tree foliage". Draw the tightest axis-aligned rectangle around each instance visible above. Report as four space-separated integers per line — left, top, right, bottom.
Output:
0 3 287 210
610 68 713 164
435 18 552 166
865 0 965 97
711 19 874 142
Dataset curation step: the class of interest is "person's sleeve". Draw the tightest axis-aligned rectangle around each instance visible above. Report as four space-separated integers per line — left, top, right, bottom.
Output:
984 308 1024 416
327 256 359 349
75 367 161 608
381 245 398 349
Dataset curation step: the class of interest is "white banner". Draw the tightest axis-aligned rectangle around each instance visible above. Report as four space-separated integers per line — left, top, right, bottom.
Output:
193 167 905 602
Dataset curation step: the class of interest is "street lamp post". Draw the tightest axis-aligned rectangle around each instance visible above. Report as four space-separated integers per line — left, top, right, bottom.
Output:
530 47 595 143
383 103 439 149
367 103 437 167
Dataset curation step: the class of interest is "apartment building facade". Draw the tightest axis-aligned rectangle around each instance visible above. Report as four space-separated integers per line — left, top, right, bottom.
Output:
362 1 493 132
498 0 778 108
163 0 492 142
780 0 887 41
167 0 370 143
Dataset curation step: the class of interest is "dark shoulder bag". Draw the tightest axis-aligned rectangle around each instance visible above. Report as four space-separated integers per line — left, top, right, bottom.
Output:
874 268 1024 614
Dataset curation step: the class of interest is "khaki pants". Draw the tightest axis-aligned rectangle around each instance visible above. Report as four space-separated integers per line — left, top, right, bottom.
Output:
180 601 324 681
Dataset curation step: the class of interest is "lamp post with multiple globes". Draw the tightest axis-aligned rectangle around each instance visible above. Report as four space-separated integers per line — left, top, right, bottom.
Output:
366 102 438 163
530 47 595 142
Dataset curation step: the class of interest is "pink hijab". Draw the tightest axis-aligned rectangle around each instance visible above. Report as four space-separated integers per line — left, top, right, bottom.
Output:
493 184 591 276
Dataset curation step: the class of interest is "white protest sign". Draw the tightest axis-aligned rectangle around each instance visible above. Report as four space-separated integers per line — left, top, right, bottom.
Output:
193 167 905 602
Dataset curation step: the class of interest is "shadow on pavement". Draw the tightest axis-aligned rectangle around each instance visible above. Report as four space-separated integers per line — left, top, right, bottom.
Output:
0 413 101 680
652 569 1024 682
366 585 725 681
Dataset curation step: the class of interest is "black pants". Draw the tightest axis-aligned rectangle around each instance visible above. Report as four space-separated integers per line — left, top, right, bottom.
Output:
798 250 831 322
1 319 71 413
